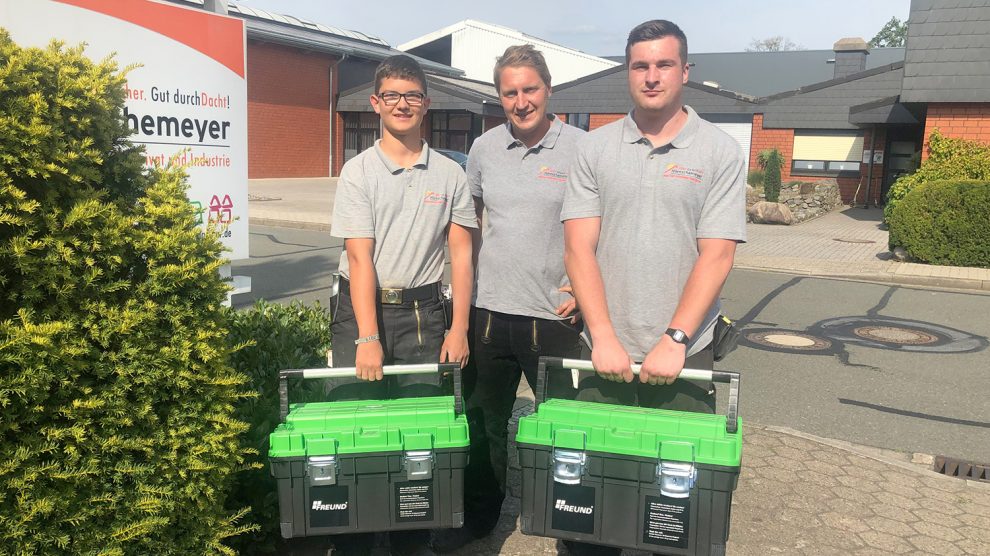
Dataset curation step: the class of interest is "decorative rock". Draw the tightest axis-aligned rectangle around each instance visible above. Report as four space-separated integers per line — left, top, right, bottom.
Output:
892 246 910 261
748 201 794 225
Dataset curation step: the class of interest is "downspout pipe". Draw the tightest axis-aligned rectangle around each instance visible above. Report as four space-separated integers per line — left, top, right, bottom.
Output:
864 124 878 208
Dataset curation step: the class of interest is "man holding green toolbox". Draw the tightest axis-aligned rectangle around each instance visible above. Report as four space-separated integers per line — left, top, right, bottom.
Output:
561 19 746 554
329 54 476 555
431 45 586 553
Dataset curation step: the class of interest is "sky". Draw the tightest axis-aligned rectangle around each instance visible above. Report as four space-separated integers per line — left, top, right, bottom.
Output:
237 0 911 56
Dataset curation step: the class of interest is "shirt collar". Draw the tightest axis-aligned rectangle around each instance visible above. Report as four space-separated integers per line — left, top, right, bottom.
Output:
621 105 700 149
502 114 563 150
374 139 430 174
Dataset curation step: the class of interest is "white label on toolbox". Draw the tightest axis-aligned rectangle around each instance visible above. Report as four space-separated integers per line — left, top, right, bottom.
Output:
554 499 594 514
312 501 348 511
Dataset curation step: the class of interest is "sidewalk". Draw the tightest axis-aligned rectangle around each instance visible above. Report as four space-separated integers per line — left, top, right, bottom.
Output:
249 178 990 292
254 180 990 555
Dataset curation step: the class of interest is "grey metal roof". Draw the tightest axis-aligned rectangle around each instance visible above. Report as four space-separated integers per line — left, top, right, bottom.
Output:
337 74 502 116
604 49 904 97
761 64 905 129
550 66 759 118
900 0 990 103
166 0 463 77
848 96 921 125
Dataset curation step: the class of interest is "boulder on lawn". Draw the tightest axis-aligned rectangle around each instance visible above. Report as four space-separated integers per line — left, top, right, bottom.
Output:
748 201 794 225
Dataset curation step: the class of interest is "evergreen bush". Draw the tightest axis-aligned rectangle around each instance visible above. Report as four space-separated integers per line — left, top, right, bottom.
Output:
226 300 332 553
763 149 782 202
0 31 254 554
887 180 990 267
884 129 990 222
747 169 765 189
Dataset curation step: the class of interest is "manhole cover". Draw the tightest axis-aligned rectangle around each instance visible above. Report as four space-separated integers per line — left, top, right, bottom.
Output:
747 331 832 351
833 238 876 244
853 326 938 345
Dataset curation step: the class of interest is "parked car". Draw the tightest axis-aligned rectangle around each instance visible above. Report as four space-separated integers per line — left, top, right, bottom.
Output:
435 148 468 170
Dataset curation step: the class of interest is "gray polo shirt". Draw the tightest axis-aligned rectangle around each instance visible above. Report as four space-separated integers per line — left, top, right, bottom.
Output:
468 116 586 319
331 140 478 289
560 106 747 359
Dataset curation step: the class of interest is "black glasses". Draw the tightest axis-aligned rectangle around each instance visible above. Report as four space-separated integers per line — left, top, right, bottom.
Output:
377 90 426 107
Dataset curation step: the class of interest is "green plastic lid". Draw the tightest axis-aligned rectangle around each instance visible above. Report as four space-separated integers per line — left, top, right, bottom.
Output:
268 396 468 458
515 399 742 467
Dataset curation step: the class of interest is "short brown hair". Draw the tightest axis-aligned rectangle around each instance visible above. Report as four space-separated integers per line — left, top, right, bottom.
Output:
492 44 552 93
375 54 428 95
625 20 688 66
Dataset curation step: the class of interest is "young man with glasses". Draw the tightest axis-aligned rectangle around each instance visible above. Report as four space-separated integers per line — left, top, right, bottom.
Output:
329 54 476 556
560 21 746 554
431 44 586 553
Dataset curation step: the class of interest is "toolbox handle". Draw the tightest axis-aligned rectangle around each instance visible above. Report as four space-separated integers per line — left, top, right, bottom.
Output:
534 357 740 434
278 363 463 422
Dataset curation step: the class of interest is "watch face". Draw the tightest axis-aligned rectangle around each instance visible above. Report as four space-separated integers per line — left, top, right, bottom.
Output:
667 328 688 344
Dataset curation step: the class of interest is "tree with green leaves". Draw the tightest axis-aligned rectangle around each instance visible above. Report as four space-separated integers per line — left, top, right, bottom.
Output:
746 36 802 52
0 30 255 554
869 16 908 48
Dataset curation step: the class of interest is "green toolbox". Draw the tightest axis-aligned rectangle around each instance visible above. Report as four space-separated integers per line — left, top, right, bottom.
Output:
515 357 742 555
269 363 468 539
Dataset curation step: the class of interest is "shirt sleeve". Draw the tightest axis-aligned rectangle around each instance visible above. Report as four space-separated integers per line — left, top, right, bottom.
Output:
466 141 484 199
330 160 375 239
449 167 479 229
697 139 747 242
560 134 602 221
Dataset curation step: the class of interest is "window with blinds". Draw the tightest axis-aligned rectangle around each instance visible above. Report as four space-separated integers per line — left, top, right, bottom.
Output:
792 131 864 175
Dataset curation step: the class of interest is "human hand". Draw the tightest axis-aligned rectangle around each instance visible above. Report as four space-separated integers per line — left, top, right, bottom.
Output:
440 331 470 368
355 340 384 381
591 335 633 383
640 335 686 385
556 285 580 324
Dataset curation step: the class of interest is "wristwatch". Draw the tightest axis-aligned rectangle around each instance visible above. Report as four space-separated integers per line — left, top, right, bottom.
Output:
665 328 690 345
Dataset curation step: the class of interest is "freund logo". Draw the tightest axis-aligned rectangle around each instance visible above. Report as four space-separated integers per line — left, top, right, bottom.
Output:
312 500 348 511
555 499 593 514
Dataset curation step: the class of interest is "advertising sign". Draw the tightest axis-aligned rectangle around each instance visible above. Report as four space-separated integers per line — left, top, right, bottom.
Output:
1 0 249 260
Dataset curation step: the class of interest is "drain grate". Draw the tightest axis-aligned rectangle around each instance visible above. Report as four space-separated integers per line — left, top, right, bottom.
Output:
933 456 990 482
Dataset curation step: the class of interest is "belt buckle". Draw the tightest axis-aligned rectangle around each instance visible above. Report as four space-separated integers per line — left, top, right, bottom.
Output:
381 288 402 304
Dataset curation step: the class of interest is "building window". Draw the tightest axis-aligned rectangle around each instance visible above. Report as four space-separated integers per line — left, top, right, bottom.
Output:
791 131 864 176
431 111 475 153
567 113 590 131
343 112 379 164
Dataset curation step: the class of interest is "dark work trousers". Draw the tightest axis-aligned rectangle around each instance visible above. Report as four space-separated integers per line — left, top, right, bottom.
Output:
326 289 445 555
564 343 716 556
462 307 583 535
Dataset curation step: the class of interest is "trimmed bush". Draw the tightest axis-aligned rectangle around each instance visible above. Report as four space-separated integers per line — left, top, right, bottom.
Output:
747 168 765 189
887 180 990 267
884 129 990 222
0 31 253 554
763 149 782 202
226 301 333 553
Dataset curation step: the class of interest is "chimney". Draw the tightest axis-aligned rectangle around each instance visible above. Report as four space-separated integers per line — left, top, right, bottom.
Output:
832 37 869 79
204 0 229 14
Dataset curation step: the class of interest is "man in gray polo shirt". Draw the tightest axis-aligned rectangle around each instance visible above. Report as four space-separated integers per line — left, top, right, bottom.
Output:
431 45 585 553
563 20 746 412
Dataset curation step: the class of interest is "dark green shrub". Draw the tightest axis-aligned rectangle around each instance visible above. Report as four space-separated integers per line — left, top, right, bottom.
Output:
227 301 333 553
887 180 990 267
747 168 765 189
884 129 990 222
0 31 253 554
763 149 782 202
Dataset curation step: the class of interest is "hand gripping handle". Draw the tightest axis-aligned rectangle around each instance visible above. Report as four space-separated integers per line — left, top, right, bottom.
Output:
278 363 463 422
534 357 740 434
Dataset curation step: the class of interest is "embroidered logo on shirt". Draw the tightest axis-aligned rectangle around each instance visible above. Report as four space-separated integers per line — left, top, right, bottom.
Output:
423 191 449 205
537 166 568 182
663 163 704 183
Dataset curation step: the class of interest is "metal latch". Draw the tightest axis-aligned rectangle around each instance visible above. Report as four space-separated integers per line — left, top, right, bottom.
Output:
552 449 586 484
403 450 434 480
657 460 697 498
307 455 338 486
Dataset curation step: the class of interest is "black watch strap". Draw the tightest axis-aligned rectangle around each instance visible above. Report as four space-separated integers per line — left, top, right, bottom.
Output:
665 328 690 345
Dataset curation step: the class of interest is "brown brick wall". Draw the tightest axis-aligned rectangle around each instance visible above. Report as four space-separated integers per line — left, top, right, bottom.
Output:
590 113 624 130
922 103 990 160
484 115 507 131
247 41 334 178
331 110 347 177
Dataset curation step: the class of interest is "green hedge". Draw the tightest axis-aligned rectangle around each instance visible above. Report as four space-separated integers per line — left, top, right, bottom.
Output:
887 180 990 267
763 149 782 202
227 301 333 554
884 129 990 222
0 31 253 554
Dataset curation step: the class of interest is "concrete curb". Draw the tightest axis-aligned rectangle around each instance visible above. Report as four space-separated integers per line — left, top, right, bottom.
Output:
250 217 331 232
733 263 990 293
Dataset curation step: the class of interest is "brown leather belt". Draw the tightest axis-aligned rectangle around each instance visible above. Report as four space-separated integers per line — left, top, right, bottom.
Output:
339 277 441 305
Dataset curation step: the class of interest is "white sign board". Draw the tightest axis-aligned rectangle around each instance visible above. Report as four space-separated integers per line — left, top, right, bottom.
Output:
1 0 249 260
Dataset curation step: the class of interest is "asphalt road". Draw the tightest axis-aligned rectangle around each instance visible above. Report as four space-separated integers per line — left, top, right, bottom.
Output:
233 224 990 463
